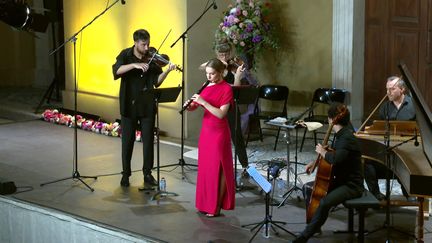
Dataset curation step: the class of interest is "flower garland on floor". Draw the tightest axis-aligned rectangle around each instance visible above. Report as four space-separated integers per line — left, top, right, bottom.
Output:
42 109 143 142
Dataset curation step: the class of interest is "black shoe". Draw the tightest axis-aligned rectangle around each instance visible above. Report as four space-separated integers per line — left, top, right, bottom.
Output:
144 174 157 186
120 175 130 187
241 169 250 179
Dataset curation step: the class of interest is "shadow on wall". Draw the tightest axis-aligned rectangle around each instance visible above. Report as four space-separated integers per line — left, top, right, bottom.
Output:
260 0 297 82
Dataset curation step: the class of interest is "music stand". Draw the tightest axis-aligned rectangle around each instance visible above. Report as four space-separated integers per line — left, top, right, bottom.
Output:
278 125 305 206
232 86 259 190
138 87 181 199
242 166 296 242
265 121 304 206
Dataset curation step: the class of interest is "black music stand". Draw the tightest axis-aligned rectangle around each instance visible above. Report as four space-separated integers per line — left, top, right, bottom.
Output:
138 87 181 199
265 121 304 206
232 86 259 190
277 125 305 206
242 166 296 242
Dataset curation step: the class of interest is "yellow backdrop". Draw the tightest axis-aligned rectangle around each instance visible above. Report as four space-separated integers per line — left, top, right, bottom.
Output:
63 0 186 129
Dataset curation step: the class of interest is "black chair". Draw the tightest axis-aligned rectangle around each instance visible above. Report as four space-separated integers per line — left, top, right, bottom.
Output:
299 88 347 151
246 85 289 151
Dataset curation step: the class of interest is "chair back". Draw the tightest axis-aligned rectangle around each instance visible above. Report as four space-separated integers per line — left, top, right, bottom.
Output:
256 85 289 117
312 88 347 105
259 85 289 101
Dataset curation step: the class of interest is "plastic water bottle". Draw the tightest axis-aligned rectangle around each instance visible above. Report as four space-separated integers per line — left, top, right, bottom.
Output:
159 177 166 192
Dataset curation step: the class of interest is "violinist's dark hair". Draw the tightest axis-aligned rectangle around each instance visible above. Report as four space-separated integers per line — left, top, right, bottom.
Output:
205 58 226 74
328 102 350 126
133 29 150 42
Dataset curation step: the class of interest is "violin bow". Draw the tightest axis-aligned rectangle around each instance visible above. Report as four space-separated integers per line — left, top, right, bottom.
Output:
147 29 172 65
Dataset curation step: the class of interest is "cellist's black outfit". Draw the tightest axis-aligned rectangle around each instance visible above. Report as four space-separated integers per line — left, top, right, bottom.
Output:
295 126 364 242
112 46 162 185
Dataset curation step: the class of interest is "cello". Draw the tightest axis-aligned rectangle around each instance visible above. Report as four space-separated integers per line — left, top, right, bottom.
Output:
306 107 348 223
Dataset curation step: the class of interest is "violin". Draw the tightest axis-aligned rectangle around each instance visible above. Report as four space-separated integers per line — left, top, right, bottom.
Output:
227 56 245 72
145 47 183 72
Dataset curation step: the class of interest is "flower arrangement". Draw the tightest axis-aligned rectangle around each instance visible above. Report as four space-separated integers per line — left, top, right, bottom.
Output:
42 109 124 140
216 0 277 60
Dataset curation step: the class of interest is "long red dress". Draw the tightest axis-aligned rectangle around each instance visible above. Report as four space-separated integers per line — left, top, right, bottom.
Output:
195 80 235 214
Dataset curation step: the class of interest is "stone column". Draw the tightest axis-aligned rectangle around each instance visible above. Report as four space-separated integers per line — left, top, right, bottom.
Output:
332 0 365 126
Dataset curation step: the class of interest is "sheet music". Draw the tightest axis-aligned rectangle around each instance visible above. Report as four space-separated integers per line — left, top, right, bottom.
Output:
246 166 272 193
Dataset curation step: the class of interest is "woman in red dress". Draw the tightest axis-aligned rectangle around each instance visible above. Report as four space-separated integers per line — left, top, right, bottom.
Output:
185 58 235 217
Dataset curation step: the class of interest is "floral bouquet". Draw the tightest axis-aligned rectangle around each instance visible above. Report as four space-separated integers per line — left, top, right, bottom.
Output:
216 0 277 61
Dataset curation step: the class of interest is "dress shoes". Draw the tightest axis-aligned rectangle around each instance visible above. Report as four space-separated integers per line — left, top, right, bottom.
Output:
144 174 157 186
241 169 250 179
120 175 130 187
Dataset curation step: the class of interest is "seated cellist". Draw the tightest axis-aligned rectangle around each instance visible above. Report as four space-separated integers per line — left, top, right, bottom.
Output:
292 102 364 243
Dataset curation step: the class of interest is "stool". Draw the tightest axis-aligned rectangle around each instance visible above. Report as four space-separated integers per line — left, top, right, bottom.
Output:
335 190 380 243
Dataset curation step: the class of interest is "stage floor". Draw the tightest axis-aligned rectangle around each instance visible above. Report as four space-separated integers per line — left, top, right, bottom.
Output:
0 119 430 243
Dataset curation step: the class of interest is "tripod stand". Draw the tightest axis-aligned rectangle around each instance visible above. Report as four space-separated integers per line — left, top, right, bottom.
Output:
232 86 259 190
40 0 123 191
139 88 181 200
366 107 416 241
159 1 218 179
242 166 296 242
40 37 97 191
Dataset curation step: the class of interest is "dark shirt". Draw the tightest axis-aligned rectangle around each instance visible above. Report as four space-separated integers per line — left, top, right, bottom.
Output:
224 71 235 85
112 46 162 118
379 95 416 121
324 126 364 188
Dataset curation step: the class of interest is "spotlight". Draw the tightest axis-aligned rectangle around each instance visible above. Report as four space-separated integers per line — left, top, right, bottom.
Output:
0 0 49 33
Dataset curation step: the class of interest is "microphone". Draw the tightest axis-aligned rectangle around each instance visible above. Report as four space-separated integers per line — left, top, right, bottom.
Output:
213 0 217 9
121 0 126 4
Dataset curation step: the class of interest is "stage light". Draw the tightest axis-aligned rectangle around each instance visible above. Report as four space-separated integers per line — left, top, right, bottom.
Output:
0 0 49 33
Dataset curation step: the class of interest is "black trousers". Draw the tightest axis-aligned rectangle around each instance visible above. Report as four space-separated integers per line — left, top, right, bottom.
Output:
121 115 155 177
301 181 363 239
227 106 248 168
364 161 409 198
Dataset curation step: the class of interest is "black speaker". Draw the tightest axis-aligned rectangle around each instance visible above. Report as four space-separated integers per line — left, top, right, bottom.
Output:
0 181 17 195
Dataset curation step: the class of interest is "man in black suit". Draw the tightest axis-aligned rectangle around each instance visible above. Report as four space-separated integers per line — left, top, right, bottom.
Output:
112 29 175 187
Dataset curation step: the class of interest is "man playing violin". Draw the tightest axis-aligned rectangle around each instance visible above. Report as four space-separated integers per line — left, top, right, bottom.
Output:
112 29 176 188
293 103 364 243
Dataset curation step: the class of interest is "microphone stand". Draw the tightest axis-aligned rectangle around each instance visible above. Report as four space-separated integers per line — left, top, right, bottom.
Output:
368 102 415 241
159 2 217 179
40 0 123 191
